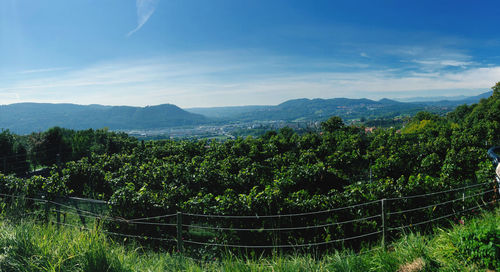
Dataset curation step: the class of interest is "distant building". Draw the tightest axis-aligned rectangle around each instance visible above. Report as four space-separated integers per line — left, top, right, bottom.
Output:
365 127 375 133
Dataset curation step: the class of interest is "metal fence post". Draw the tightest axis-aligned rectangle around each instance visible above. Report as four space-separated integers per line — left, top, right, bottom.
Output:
44 200 50 225
177 212 183 253
56 204 61 228
462 192 465 211
381 198 386 250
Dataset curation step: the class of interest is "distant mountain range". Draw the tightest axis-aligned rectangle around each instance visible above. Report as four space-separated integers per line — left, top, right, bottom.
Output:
395 91 492 103
0 91 492 134
406 91 493 106
0 103 206 134
188 98 413 122
187 91 493 121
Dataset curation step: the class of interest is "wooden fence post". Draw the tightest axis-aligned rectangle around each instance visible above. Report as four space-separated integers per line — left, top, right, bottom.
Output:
177 212 183 253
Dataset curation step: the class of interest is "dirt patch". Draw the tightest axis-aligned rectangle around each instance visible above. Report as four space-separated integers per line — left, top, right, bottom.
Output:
397 257 425 272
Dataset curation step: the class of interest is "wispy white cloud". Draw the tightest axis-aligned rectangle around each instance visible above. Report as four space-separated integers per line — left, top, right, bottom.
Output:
19 67 70 74
1 52 498 107
127 0 158 37
391 48 479 74
186 67 498 103
411 59 476 68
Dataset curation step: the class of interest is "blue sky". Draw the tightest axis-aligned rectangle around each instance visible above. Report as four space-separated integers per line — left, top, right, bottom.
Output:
1 0 500 107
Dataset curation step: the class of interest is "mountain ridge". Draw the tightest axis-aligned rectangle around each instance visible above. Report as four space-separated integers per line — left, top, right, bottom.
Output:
186 91 492 120
0 91 491 134
0 103 207 134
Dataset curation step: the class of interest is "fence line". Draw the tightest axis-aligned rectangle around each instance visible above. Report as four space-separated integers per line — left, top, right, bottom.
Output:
48 220 178 243
50 209 179 227
0 179 492 224
0 148 79 175
0 192 178 225
182 214 381 232
1 180 497 254
183 230 383 249
0 147 61 160
387 188 495 216
183 199 381 219
109 181 492 221
17 211 178 243
385 181 490 201
388 200 494 231
128 213 178 222
0 181 495 228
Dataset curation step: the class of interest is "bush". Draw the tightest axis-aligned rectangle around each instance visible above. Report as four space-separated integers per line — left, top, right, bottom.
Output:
453 211 499 270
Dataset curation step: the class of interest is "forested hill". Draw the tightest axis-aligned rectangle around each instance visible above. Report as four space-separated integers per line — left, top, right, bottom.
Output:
186 91 492 121
233 97 415 121
0 103 207 134
0 91 491 134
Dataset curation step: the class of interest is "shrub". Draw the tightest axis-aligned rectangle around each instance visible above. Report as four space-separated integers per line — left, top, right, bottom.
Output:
453 213 500 270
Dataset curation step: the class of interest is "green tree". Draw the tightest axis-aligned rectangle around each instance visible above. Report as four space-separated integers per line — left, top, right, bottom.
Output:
321 116 344 133
0 130 29 175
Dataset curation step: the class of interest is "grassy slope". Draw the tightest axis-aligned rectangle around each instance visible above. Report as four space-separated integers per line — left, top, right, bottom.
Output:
0 208 498 272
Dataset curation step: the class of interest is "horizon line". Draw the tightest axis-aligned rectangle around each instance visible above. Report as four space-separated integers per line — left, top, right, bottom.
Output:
0 89 491 109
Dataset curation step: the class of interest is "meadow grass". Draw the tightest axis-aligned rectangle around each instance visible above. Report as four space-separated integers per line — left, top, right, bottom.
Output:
0 208 497 271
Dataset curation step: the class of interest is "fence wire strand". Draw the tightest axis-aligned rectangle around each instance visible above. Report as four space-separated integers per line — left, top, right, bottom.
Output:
50 220 178 243
386 182 490 201
183 199 381 219
0 179 497 255
388 200 495 231
387 188 496 216
183 230 383 249
182 214 381 232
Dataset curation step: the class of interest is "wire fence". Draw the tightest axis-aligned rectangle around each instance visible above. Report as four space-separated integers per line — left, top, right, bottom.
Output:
0 179 498 259
0 148 78 176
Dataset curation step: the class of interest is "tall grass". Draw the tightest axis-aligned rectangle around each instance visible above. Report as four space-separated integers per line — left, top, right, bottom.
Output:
0 208 497 271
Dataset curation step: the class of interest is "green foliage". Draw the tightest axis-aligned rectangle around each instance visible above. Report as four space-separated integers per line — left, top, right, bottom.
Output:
0 221 128 272
0 82 499 257
0 127 138 175
0 103 207 134
0 129 29 175
493 81 500 97
321 116 344 132
0 209 498 271
453 211 499 269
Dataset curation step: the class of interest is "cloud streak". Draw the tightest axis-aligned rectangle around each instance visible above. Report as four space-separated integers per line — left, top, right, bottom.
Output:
1 52 498 107
19 67 70 74
127 0 158 37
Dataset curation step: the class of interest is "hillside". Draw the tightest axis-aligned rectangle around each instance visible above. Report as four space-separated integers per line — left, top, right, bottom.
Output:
396 91 493 103
187 98 420 121
0 91 491 134
240 97 416 121
0 103 207 134
187 91 492 121
414 91 494 107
